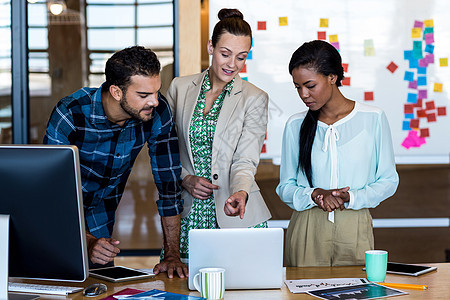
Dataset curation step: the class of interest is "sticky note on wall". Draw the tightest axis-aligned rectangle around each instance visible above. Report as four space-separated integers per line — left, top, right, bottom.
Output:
329 34 338 43
412 28 421 38
424 19 434 27
434 83 443 92
440 58 448 67
320 18 329 27
279 17 288 26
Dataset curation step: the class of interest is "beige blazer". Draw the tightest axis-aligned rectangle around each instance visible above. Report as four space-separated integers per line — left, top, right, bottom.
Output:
166 71 272 228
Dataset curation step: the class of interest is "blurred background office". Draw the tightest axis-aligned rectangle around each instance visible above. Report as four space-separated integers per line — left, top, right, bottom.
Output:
0 0 448 264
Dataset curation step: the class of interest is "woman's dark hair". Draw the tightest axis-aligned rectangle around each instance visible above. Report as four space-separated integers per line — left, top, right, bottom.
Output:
211 8 252 47
103 46 160 93
288 40 344 187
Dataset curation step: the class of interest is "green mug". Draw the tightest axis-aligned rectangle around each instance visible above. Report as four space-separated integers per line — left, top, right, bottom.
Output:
193 267 225 299
365 250 388 282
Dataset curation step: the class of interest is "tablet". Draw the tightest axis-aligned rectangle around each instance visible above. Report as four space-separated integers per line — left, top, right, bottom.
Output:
89 266 155 282
386 262 437 276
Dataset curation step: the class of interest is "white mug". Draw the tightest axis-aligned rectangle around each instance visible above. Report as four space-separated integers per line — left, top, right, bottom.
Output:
193 267 225 300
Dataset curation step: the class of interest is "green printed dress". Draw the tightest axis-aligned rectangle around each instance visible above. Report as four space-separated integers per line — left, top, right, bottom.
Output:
178 72 267 262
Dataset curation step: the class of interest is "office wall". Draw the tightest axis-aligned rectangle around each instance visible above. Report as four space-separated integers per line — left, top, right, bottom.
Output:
210 0 450 164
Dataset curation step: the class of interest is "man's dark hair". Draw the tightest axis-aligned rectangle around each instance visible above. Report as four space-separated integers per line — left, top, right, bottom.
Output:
103 46 160 92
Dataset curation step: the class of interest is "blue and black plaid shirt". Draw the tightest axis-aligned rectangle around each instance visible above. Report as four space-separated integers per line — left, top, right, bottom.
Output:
44 83 183 238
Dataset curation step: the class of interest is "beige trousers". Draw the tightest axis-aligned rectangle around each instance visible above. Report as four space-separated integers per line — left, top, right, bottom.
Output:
285 207 374 267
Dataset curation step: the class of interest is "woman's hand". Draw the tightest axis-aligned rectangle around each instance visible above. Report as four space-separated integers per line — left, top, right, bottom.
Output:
224 190 247 219
182 175 219 199
312 187 350 212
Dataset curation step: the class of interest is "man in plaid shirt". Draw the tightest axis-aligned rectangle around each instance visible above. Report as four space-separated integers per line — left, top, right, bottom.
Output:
44 46 187 277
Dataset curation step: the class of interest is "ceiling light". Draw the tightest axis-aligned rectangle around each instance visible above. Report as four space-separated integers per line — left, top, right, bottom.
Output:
48 0 66 16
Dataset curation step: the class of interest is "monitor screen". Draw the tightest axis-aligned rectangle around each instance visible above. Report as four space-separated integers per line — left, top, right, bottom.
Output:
0 145 88 282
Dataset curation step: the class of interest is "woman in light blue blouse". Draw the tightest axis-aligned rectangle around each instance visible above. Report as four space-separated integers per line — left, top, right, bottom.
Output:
276 40 399 267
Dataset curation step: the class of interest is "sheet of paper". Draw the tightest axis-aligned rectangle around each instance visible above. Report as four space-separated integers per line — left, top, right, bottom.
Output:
285 278 368 294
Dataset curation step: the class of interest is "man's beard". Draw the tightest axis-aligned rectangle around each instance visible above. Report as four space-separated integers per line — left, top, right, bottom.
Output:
120 95 153 122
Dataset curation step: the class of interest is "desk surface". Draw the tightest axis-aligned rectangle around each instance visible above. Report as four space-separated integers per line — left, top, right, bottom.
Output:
15 257 450 299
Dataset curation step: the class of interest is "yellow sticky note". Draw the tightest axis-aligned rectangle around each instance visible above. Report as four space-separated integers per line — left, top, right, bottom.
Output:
412 28 421 38
329 34 338 43
364 47 376 56
279 16 288 26
434 83 443 92
440 58 448 67
424 19 434 27
320 18 329 28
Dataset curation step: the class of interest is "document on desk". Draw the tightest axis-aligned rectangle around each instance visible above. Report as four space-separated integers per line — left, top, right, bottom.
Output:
307 283 407 300
285 278 369 293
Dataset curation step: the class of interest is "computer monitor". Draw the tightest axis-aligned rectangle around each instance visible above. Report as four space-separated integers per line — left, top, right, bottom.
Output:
0 145 88 284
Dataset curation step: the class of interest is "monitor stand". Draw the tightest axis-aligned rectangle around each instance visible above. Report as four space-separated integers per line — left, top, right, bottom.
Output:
0 215 39 300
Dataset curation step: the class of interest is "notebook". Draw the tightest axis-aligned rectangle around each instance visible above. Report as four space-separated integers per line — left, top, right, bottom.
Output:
188 228 284 290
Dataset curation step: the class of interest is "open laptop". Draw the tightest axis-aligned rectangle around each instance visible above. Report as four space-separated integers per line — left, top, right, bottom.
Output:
188 228 283 290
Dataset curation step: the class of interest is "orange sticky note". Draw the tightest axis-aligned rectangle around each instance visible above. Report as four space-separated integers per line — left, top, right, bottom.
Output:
317 31 326 40
342 63 349 73
412 28 421 38
437 107 447 116
425 101 435 110
434 83 443 92
279 17 288 26
257 21 266 30
320 18 329 27
439 58 448 67
364 91 374 101
410 119 419 129
341 77 351 86
417 109 427 118
426 113 437 122
420 128 430 138
329 34 338 43
404 104 414 114
240 64 247 73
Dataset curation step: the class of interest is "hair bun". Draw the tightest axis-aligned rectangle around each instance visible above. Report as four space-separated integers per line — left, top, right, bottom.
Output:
218 8 243 20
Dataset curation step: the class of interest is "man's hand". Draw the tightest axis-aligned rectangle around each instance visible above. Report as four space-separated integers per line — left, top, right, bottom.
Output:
224 190 247 219
86 232 120 265
153 215 188 278
153 256 188 279
182 175 219 200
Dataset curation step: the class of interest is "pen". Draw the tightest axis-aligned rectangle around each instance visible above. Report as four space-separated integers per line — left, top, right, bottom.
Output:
378 282 428 290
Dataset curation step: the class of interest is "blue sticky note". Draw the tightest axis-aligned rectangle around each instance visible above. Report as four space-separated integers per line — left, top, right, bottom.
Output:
417 76 427 86
405 113 414 119
241 76 248 81
404 50 414 60
402 121 411 131
417 67 427 74
404 71 414 81
247 50 253 60
409 59 419 68
425 44 434 54
407 93 418 103
413 41 423 59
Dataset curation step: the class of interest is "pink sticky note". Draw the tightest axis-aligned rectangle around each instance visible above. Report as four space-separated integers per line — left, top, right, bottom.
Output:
418 89 427 99
419 59 428 67
408 80 418 89
414 20 424 28
425 33 434 45
426 53 434 63
331 42 340 50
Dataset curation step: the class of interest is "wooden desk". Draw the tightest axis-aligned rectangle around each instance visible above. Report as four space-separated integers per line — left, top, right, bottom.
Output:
15 257 450 299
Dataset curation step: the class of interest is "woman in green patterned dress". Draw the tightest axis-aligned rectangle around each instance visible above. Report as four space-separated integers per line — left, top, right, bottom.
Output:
163 8 272 268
